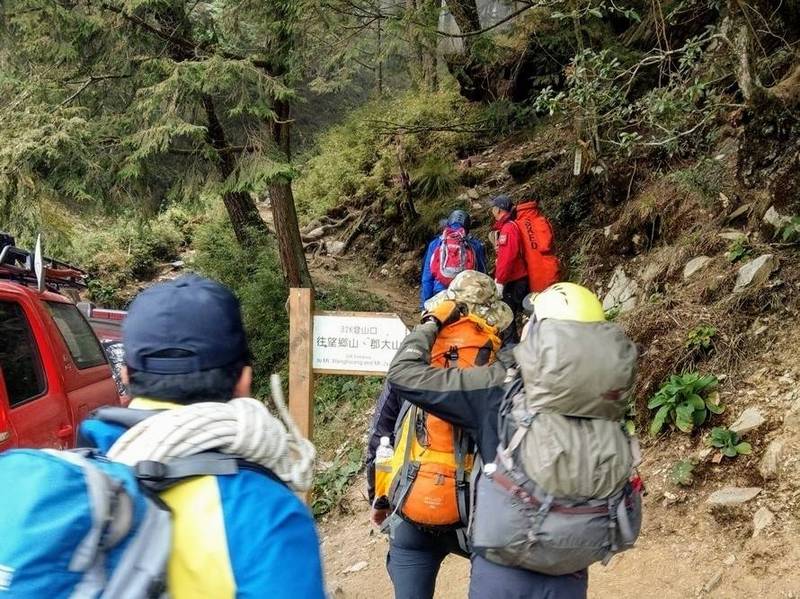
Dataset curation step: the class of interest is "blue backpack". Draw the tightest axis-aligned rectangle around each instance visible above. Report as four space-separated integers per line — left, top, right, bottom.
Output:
0 444 256 598
0 449 170 598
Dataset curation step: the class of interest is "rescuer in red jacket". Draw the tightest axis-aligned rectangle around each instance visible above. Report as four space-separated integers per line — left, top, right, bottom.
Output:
489 194 529 342
515 199 561 292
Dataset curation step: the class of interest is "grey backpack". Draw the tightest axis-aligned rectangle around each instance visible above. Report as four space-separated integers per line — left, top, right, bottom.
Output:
470 319 643 576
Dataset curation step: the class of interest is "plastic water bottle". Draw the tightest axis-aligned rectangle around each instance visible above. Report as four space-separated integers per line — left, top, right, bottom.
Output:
374 436 394 502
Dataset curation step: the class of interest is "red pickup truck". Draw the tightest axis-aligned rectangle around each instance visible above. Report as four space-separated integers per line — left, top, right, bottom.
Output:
0 240 121 451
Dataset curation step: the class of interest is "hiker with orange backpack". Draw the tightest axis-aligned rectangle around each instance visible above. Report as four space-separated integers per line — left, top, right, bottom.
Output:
420 210 487 308
387 283 643 599
515 199 561 292
489 195 529 341
367 271 511 599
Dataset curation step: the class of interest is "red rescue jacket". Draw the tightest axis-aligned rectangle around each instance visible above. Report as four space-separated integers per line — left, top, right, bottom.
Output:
515 200 561 292
492 214 527 285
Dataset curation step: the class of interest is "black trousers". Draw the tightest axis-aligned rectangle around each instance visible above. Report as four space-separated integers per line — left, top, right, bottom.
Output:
469 555 589 599
386 519 467 599
500 277 529 345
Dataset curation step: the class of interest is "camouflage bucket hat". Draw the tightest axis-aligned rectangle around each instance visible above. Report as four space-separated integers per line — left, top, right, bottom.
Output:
423 270 514 331
446 270 496 306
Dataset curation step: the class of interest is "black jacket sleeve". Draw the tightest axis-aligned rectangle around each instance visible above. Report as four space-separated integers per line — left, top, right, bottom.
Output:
386 321 509 439
365 380 403 506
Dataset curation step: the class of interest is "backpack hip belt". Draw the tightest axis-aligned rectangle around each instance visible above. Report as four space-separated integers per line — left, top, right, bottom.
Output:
489 467 611 516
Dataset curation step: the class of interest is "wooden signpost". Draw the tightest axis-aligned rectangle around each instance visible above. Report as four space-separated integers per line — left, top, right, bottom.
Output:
288 287 409 445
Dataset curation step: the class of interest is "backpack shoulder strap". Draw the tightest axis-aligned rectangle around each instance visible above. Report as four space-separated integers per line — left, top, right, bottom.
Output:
135 452 287 492
91 406 164 429
453 427 471 527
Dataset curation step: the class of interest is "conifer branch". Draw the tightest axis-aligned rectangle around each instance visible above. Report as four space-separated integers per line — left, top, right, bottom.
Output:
60 73 131 106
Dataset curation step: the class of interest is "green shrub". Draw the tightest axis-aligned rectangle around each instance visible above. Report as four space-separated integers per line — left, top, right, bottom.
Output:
670 459 696 486
777 216 800 243
648 373 723 435
295 89 477 219
67 214 185 306
412 155 458 200
316 277 389 313
708 427 752 458
686 325 717 352
312 448 363 517
312 375 383 517
192 216 288 394
726 238 752 263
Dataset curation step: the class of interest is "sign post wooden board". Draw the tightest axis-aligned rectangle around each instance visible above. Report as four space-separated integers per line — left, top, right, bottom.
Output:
288 291 409 503
288 288 314 440
312 311 409 376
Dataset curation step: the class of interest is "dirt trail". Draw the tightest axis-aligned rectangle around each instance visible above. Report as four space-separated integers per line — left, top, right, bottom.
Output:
322 473 800 599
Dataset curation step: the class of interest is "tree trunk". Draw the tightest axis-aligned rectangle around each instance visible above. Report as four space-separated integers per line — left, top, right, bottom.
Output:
442 0 494 101
269 99 313 288
771 58 800 106
202 95 270 245
394 139 418 221
445 0 480 39
271 177 313 288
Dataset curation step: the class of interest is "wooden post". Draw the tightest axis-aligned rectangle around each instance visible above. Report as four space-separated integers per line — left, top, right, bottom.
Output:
289 288 314 440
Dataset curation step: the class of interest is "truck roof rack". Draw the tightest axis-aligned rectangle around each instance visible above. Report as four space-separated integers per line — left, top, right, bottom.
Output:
0 244 87 290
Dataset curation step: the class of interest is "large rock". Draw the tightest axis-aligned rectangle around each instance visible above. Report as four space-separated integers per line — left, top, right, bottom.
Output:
707 487 762 505
764 206 791 229
759 439 785 480
326 240 347 257
727 203 752 221
683 256 712 280
734 254 777 293
752 507 775 538
719 231 747 241
467 188 480 200
730 407 766 435
602 267 639 313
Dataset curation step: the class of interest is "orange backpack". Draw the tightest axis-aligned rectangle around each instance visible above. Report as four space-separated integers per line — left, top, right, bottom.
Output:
385 314 500 528
515 201 561 292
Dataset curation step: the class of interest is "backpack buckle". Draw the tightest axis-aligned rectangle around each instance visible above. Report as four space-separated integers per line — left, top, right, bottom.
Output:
135 460 168 480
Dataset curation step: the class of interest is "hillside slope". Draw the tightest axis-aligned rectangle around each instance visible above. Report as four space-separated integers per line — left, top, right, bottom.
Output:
313 119 800 597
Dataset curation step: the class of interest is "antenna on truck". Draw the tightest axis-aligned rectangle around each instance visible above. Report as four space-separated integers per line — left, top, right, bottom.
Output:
34 235 45 293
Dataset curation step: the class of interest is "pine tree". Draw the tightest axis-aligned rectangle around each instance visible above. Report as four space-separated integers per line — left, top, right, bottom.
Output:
0 0 313 287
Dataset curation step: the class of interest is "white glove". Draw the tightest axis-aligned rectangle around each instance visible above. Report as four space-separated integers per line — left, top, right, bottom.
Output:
495 281 505 297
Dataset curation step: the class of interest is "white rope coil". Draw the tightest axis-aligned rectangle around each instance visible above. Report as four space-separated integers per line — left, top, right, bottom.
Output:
108 375 316 492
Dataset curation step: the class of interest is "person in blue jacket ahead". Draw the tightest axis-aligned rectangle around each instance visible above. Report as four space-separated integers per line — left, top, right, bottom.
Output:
79 275 326 599
420 209 487 308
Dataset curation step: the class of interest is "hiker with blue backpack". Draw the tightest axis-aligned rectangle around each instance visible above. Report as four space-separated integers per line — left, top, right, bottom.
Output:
387 282 644 599
420 209 487 308
0 275 325 599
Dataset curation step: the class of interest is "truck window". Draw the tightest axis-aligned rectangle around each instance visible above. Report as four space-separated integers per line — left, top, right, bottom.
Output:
46 302 107 369
0 301 46 406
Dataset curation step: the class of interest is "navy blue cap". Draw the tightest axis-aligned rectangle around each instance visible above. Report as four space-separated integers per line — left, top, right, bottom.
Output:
123 275 249 374
490 195 513 212
447 209 471 230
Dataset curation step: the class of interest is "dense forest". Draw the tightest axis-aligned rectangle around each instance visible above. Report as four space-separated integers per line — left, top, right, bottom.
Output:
3 0 798 281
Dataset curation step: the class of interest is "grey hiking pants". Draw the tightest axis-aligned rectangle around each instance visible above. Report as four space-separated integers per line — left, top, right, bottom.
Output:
386 519 468 599
469 555 588 599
